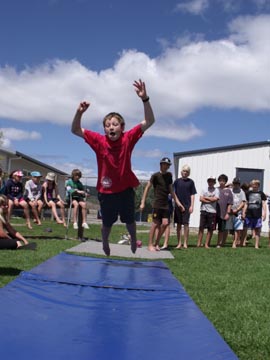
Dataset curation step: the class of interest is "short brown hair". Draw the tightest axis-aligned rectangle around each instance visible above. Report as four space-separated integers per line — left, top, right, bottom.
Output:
103 112 125 128
71 169 82 178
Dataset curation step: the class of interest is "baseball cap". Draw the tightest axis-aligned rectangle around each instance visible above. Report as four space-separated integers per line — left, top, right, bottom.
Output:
31 171 42 177
160 157 172 166
232 177 241 184
207 176 216 181
13 170 23 177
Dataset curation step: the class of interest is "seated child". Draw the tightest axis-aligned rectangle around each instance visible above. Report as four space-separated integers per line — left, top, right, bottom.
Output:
42 172 66 227
5 170 32 229
65 169 89 229
24 171 44 225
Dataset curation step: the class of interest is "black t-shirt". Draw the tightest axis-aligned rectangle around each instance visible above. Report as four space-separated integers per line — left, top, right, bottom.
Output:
151 172 173 209
173 178 197 207
246 190 266 218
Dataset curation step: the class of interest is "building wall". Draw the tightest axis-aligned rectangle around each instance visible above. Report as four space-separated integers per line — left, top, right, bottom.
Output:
175 144 270 233
0 150 68 198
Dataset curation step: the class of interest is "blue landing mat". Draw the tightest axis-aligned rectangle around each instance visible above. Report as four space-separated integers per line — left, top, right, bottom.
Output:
0 253 238 360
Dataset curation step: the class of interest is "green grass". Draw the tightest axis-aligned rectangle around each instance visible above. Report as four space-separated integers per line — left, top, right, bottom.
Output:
1 218 270 359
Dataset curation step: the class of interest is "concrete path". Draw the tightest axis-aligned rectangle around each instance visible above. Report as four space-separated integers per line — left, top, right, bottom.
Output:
67 239 174 259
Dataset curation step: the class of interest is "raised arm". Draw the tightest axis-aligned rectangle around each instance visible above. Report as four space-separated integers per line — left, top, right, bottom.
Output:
133 79 155 132
71 101 90 138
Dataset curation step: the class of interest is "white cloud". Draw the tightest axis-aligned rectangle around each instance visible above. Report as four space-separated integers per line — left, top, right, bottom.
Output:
0 128 41 149
175 0 209 15
0 14 270 144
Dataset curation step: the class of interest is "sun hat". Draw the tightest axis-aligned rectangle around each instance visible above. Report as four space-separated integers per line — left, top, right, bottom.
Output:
160 157 172 165
31 171 42 177
45 172 56 181
13 170 23 177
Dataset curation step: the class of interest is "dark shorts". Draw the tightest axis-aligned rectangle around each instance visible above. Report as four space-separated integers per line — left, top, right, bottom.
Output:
152 208 170 224
199 211 216 231
217 217 227 232
174 207 190 225
0 238 17 250
98 188 135 227
245 217 262 229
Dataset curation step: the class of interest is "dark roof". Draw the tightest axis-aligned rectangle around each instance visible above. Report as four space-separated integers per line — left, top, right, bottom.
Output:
14 150 68 175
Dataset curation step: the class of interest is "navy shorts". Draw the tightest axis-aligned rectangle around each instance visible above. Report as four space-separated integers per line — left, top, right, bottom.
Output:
245 217 262 229
98 188 135 227
174 207 190 225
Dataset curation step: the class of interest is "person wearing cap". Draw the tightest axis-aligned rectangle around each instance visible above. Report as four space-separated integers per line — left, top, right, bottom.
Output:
140 157 184 251
4 170 33 229
225 177 246 248
197 176 220 248
216 174 233 248
24 171 44 226
71 79 155 256
173 164 197 249
42 172 66 227
242 179 267 249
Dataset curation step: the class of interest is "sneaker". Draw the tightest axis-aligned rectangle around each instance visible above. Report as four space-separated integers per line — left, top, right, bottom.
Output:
73 222 78 229
82 223 89 229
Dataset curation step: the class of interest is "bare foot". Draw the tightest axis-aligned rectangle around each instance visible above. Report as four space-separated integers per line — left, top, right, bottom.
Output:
183 244 188 249
204 245 210 249
175 244 182 249
57 220 63 224
148 246 156 252
155 245 160 251
27 223 33 230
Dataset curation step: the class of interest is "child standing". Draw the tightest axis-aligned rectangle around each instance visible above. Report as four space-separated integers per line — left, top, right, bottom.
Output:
197 176 220 248
65 169 89 229
71 79 155 256
242 179 266 249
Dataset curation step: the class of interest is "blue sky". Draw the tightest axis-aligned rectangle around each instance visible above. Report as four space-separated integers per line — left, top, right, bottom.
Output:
1 0 270 185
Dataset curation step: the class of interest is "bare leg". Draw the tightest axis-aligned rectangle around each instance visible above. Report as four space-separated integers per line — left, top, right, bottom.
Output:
161 225 170 249
254 228 260 249
20 200 32 229
126 222 137 253
101 225 112 256
154 220 169 250
148 221 160 251
197 229 204 247
205 230 213 248
176 224 182 249
7 200 13 222
183 224 189 248
49 201 63 224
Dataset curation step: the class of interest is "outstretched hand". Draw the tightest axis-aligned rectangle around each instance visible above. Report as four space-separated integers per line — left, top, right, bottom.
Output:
78 101 90 114
133 79 147 99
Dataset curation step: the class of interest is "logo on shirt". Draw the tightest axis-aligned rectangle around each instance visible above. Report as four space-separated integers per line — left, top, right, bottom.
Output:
101 176 112 189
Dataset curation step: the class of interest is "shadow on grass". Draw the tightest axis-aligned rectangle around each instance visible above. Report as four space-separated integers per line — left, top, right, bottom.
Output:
0 267 22 276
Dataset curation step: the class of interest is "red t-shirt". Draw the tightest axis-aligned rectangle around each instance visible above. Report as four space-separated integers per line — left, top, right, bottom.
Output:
84 124 143 194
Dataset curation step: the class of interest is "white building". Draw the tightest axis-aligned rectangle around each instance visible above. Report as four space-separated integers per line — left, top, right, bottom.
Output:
174 140 270 233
